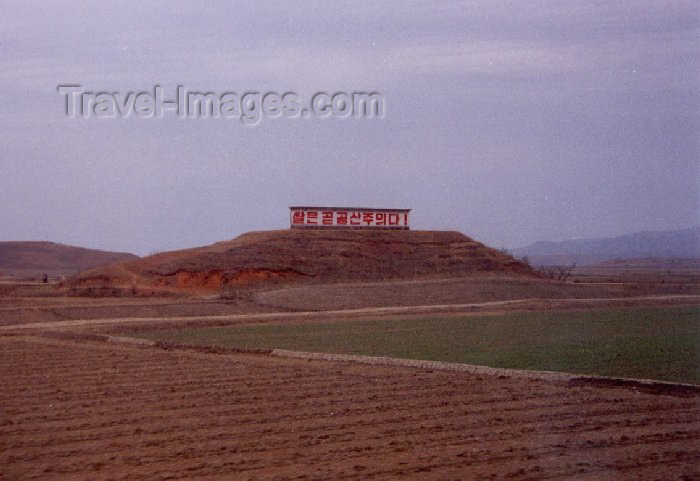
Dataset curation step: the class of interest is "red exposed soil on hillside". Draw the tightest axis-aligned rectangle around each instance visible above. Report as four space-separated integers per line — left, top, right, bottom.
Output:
64 229 537 292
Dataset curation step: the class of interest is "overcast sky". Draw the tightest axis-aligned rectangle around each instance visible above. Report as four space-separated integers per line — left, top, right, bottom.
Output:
1 0 698 255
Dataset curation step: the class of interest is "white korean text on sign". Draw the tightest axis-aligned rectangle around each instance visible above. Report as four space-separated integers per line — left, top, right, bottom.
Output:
290 207 410 230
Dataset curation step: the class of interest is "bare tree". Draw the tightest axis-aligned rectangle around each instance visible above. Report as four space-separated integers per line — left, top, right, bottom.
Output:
540 263 576 281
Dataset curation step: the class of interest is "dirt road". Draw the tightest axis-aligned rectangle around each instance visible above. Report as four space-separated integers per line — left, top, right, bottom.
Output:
1 294 699 332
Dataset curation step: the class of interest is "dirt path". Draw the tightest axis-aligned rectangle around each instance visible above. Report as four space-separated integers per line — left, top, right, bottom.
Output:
1 334 698 480
1 294 698 331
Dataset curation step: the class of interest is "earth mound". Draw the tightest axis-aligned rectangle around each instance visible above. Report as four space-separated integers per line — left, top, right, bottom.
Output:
0 241 138 279
65 229 537 292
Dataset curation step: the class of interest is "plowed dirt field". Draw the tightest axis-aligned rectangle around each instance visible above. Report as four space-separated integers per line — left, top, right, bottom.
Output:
1 334 698 480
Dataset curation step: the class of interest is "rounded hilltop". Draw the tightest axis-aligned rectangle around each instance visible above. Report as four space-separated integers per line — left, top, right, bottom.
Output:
0 241 138 279
64 229 537 293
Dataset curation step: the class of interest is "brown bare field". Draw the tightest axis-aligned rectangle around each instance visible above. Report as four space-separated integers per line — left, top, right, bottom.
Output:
251 275 700 311
572 262 700 287
0 297 274 328
1 333 699 480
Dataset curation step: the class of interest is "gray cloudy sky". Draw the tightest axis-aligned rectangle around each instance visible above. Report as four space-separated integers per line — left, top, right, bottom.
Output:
1 0 698 255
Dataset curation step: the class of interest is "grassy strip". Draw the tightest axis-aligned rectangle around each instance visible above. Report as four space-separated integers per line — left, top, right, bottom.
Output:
134 306 700 384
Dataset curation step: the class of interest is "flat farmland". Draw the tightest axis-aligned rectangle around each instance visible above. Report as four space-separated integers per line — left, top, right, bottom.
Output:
1 333 699 480
135 306 700 384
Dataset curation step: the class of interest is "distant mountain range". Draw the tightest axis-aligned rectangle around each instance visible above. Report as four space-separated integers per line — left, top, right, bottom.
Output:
0 241 138 279
511 227 700 266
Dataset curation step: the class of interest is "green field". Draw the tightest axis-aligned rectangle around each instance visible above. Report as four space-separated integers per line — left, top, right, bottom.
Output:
134 306 700 383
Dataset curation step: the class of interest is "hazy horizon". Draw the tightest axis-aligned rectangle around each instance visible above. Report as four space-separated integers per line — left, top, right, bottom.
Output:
2 1 698 256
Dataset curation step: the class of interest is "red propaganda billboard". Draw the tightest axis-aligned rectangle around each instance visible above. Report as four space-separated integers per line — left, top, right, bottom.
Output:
290 207 410 230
